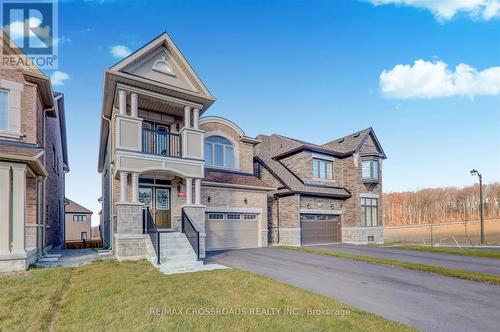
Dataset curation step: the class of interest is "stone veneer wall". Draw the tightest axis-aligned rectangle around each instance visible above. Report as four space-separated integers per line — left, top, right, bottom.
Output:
114 203 151 261
276 194 301 245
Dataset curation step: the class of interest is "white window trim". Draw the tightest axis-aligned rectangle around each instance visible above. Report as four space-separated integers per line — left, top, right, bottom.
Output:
0 79 23 138
312 157 334 181
204 131 240 170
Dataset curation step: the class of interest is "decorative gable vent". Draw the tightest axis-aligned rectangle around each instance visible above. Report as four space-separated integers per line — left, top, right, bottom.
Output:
353 133 360 138
152 56 175 76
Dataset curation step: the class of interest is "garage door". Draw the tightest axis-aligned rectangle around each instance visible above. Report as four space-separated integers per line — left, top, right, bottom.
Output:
301 214 341 245
206 213 259 250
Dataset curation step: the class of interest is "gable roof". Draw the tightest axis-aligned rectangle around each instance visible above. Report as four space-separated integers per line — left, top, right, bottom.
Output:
322 127 386 158
110 32 213 99
65 199 93 214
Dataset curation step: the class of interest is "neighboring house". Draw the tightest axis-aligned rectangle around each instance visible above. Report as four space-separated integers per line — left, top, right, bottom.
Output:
97 32 386 266
254 129 386 246
65 199 93 242
0 31 69 272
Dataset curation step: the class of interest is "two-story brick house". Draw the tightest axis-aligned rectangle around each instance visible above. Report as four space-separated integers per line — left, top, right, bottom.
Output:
0 31 69 271
98 32 385 269
254 128 386 246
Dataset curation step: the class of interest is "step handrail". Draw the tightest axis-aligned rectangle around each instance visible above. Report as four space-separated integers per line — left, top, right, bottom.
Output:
143 208 161 265
181 208 200 260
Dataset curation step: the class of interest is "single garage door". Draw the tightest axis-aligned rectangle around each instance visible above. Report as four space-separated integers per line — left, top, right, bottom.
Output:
301 214 341 245
206 212 259 250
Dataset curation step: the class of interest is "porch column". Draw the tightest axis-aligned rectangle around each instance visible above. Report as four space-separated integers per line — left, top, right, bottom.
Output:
184 106 191 128
0 163 10 253
11 164 26 252
130 93 138 118
193 108 200 129
185 178 193 205
119 171 128 203
118 90 127 115
194 178 201 205
131 173 139 203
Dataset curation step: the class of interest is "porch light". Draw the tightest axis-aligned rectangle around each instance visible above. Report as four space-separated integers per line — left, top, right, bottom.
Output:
207 196 211 203
177 185 181 194
244 198 248 205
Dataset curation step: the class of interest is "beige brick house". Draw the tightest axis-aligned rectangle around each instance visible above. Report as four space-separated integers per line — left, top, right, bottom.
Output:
0 32 69 272
98 32 385 267
65 199 93 242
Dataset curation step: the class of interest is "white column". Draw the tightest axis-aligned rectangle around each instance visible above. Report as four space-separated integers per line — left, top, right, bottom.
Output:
11 164 26 252
194 178 201 205
130 93 138 118
131 173 139 203
193 108 200 129
119 90 127 115
119 171 128 203
185 178 193 205
184 106 191 128
0 163 10 253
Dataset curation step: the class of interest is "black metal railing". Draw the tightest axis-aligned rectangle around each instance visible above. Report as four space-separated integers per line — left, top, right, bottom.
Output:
143 208 161 265
182 209 200 260
142 128 181 158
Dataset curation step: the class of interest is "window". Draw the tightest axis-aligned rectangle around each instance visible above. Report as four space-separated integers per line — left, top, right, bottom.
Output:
313 158 333 180
362 159 379 181
73 215 87 222
205 136 235 168
81 232 88 240
0 90 7 130
207 213 224 220
226 214 241 220
243 214 257 220
361 198 378 227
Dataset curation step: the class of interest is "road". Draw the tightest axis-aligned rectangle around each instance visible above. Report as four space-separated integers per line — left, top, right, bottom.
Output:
312 244 500 275
206 248 500 332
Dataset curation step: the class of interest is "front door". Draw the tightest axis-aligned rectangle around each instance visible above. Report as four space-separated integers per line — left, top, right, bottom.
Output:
155 188 171 229
139 186 171 229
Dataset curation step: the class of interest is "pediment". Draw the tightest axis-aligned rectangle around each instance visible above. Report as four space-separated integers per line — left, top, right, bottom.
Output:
110 33 212 99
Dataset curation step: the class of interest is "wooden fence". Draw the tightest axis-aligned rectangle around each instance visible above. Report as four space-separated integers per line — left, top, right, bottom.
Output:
65 239 103 249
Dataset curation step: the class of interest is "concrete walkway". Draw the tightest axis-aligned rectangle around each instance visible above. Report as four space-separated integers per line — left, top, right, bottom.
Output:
312 244 500 275
36 249 100 268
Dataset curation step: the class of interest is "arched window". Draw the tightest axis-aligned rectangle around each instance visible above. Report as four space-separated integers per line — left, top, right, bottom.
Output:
205 136 234 168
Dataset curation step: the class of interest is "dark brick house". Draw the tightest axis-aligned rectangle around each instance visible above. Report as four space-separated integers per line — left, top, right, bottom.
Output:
254 128 386 245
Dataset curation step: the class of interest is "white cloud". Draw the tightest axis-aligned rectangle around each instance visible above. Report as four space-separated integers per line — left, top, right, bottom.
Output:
4 17 52 47
110 45 132 59
379 59 500 99
50 71 70 86
365 0 500 20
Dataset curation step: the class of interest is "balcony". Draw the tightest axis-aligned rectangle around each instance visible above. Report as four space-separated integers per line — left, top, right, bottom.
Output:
142 128 181 158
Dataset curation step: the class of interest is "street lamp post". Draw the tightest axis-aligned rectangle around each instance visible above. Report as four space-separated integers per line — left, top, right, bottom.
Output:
470 169 484 245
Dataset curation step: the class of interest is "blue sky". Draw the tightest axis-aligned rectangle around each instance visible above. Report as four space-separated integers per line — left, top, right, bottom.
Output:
44 0 499 224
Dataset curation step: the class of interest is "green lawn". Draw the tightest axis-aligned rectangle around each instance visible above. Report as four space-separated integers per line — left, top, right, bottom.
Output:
0 260 414 332
384 245 500 259
280 246 500 285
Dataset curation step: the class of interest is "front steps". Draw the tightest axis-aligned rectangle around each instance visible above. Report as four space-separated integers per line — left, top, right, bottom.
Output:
154 232 228 275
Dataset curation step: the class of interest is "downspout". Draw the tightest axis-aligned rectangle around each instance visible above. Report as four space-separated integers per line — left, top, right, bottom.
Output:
276 196 280 243
41 106 54 254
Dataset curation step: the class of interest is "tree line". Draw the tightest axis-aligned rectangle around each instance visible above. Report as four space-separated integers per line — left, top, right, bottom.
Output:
382 183 500 226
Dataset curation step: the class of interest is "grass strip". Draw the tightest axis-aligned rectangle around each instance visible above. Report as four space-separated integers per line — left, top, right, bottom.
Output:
382 245 500 259
0 260 415 331
279 246 500 285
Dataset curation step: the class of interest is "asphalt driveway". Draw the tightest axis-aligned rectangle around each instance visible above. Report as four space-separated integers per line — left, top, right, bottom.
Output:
206 248 500 332
312 244 500 275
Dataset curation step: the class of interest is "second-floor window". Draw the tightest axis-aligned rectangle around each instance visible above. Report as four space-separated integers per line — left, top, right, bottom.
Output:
0 90 8 131
362 159 379 181
204 136 234 168
313 158 333 180
73 215 87 222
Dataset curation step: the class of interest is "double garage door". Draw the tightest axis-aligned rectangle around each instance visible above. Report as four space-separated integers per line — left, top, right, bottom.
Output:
206 213 259 250
301 214 341 245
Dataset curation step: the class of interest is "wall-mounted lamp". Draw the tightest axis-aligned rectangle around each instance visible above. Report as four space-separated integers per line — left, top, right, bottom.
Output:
331 204 335 210
244 198 248 205
177 185 181 194
306 204 311 209
207 196 211 203
176 123 180 131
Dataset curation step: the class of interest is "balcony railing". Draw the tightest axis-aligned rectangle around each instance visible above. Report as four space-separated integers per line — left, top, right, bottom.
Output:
142 128 181 157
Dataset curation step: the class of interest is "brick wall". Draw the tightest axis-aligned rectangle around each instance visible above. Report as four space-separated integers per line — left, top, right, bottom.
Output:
280 151 342 186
